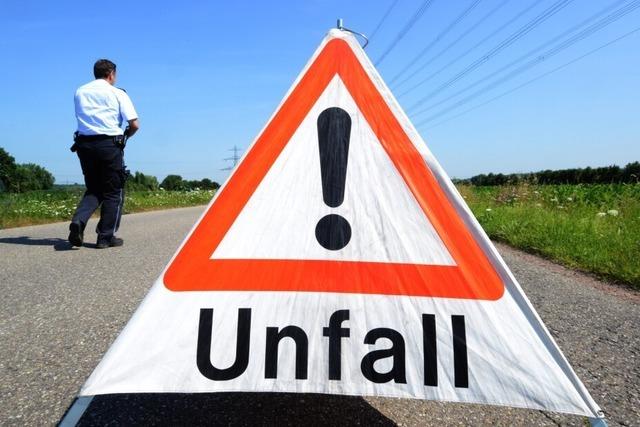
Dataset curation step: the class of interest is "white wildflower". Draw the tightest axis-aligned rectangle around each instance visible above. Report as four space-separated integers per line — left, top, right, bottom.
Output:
485 208 492 212
596 212 606 217
607 209 619 216
566 197 573 201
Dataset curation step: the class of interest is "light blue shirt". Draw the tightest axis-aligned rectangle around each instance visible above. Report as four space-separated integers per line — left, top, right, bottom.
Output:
74 79 138 136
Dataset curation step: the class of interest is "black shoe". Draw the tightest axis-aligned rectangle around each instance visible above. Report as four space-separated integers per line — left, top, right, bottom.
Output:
96 237 124 249
68 222 83 247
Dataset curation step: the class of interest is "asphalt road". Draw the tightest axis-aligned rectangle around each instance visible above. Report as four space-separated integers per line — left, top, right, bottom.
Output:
0 206 638 426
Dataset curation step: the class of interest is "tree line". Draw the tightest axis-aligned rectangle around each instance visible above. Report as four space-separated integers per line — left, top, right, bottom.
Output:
1 147 54 192
455 162 640 186
1 146 219 193
128 173 220 192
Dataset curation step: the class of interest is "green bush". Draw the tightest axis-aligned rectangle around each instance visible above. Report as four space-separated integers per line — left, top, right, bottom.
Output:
0 147 55 192
0 147 18 192
160 174 185 191
13 163 55 192
126 171 160 192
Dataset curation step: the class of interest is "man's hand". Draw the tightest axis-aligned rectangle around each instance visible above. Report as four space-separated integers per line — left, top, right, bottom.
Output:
125 119 140 138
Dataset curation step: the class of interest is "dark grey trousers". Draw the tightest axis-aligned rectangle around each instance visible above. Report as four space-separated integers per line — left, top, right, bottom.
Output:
71 138 126 242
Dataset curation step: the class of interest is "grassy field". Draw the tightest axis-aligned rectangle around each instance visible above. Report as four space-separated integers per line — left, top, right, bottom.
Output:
1 184 638 288
0 189 215 229
458 183 640 288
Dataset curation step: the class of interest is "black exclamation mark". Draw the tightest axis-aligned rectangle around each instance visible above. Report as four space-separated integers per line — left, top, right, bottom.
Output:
315 107 352 251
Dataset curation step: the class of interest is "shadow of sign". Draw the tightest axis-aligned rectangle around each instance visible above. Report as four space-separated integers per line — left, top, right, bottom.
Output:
74 393 396 426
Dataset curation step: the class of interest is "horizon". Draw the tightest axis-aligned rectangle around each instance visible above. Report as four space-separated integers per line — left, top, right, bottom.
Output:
41 159 640 187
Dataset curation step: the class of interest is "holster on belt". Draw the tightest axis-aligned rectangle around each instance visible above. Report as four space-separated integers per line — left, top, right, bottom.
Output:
70 131 79 152
114 135 126 149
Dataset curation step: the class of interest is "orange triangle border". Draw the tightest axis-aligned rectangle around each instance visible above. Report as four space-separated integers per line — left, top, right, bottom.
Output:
164 38 504 300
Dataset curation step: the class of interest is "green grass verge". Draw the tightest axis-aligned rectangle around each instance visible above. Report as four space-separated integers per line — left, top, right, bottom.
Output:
458 183 640 288
0 189 215 229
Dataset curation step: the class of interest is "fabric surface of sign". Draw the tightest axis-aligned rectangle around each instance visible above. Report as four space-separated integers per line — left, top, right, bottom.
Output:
80 30 603 420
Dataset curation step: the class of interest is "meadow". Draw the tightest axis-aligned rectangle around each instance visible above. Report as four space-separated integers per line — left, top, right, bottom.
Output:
0 188 215 229
458 183 639 288
1 183 638 288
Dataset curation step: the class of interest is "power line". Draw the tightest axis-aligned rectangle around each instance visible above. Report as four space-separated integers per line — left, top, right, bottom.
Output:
415 0 640 123
368 0 399 42
408 0 575 112
396 0 541 97
418 25 640 130
392 0 511 90
389 0 483 85
412 0 632 118
374 0 436 66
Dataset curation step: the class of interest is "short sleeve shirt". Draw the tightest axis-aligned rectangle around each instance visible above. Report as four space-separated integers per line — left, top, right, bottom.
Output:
75 79 138 136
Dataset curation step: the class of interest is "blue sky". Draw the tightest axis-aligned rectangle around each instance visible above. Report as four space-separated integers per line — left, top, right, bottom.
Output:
1 0 638 184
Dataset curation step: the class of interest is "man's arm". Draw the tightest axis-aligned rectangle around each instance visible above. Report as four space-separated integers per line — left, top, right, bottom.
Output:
126 119 140 138
116 88 139 138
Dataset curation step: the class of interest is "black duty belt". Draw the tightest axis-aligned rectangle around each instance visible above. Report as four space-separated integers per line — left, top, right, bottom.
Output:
76 134 119 142
71 133 126 152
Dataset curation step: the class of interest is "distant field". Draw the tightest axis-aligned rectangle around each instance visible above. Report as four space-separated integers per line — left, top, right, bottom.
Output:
0 189 215 229
2 184 638 289
458 183 640 288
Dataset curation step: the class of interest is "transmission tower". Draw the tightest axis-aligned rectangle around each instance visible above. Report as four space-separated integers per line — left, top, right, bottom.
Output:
221 146 242 171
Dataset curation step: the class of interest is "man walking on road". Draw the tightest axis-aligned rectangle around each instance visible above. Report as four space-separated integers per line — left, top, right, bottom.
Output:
68 59 139 249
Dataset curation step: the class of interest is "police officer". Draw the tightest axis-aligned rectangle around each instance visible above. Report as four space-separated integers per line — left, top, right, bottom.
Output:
68 59 139 249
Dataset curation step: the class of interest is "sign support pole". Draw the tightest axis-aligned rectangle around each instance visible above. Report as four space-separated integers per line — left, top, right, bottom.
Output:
58 396 94 427
589 416 608 426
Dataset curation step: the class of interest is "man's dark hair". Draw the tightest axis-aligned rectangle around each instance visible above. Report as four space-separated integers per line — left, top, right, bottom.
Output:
93 59 116 79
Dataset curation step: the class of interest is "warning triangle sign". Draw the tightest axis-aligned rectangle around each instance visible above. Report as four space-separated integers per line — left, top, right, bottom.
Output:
164 32 503 299
77 30 604 422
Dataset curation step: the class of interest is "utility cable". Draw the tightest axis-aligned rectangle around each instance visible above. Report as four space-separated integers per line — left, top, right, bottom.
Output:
415 0 640 122
409 0 574 110
392 0 510 90
396 0 541 97
369 0 399 42
375 0 436 66
420 7 640 125
411 0 631 117
418 25 640 130
408 0 574 111
389 0 483 85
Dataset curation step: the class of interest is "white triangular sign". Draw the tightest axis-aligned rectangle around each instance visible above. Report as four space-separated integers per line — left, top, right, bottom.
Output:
78 30 603 422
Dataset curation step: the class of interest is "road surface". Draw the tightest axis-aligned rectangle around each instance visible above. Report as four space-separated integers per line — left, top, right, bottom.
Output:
0 206 638 426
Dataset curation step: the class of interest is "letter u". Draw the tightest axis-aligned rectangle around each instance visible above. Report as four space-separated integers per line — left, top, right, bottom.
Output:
196 308 251 381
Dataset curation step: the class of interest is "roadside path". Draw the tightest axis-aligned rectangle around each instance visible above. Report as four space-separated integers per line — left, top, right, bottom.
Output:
0 207 637 426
